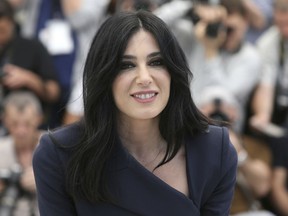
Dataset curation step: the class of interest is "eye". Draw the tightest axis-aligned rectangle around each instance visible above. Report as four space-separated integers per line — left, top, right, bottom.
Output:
149 58 164 67
120 61 135 70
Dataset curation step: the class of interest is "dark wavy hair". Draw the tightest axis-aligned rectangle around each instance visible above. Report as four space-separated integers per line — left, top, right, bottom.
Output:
66 10 210 203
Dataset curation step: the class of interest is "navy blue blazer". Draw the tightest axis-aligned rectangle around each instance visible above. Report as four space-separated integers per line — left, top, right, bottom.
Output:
33 124 237 216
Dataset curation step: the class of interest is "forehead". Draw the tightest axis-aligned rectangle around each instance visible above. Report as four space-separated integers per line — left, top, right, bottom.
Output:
124 29 159 53
5 105 37 119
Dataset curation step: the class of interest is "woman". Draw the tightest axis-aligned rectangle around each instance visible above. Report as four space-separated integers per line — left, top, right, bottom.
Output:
33 10 237 215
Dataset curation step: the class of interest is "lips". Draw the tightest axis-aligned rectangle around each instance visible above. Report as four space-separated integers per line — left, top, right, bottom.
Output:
131 91 158 102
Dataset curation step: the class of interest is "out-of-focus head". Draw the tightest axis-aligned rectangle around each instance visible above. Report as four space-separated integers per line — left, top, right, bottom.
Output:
83 10 192 128
7 0 25 9
2 91 43 142
0 0 15 48
274 0 288 39
116 0 157 12
7 0 24 9
220 0 248 52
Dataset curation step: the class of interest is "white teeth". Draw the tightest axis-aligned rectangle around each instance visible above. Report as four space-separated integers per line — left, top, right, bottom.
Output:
134 93 155 99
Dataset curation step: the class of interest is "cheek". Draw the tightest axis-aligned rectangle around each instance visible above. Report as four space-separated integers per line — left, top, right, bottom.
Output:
160 72 171 97
0 32 9 45
226 30 242 46
112 75 130 106
0 28 13 44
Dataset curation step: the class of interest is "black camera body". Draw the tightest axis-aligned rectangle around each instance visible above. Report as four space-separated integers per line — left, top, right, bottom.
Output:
209 98 231 122
0 167 22 216
187 8 224 38
205 22 223 38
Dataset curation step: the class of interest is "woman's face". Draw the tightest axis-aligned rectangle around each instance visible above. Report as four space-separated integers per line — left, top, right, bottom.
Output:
112 29 171 122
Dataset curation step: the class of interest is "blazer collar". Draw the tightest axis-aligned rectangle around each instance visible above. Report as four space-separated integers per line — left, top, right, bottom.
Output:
106 140 200 216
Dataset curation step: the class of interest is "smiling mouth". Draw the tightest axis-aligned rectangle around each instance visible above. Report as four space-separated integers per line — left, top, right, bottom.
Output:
132 93 157 99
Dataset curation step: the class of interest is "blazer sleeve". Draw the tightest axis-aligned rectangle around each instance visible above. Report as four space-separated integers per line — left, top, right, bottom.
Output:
201 127 238 216
33 134 77 216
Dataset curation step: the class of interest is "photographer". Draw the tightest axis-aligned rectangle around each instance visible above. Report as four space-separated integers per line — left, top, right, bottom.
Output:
0 91 43 216
174 0 262 132
134 0 261 133
0 0 60 129
198 86 273 216
249 1 288 215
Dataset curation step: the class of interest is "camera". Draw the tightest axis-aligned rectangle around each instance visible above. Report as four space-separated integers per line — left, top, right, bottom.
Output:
187 8 226 38
205 22 223 38
208 98 231 122
186 0 236 38
0 166 22 216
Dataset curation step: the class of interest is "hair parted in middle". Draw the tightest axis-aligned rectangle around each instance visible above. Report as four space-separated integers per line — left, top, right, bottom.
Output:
67 10 211 203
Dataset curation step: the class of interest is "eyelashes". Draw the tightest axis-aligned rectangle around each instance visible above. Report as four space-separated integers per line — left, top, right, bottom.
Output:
120 61 135 70
119 58 165 71
149 58 164 66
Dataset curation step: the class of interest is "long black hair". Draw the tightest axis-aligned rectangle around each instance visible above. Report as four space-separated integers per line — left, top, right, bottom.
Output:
66 10 210 203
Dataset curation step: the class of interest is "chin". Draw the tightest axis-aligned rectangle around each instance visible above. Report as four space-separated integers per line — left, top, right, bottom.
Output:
130 109 162 121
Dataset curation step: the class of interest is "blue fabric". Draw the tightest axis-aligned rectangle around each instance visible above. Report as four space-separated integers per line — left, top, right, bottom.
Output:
35 0 77 127
33 124 238 216
36 0 77 101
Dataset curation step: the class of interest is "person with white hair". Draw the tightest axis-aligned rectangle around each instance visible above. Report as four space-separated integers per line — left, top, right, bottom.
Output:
0 91 44 216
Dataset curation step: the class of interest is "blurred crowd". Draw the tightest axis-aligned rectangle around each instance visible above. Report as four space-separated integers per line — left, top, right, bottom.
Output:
0 0 287 215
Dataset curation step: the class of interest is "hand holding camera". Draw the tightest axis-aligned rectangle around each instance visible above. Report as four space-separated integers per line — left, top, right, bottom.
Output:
191 4 228 57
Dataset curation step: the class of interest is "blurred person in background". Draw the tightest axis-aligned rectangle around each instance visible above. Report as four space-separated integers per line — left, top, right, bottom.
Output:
34 0 77 127
0 91 43 216
197 86 273 216
243 0 274 44
6 0 40 38
62 0 110 125
0 0 60 130
153 0 261 132
185 0 261 132
250 0 288 215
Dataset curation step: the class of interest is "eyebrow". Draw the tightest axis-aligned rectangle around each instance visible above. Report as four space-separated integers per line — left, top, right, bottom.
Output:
122 52 162 60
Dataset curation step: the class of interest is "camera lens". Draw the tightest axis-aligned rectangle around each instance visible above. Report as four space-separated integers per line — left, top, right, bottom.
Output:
206 22 222 38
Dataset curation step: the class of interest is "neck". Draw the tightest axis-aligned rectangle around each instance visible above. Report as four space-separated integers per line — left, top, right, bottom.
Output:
117 116 166 160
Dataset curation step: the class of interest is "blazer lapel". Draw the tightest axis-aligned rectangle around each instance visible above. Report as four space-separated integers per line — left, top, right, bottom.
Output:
106 141 200 216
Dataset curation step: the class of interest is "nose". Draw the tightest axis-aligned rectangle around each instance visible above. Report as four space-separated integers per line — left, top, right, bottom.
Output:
136 65 152 87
